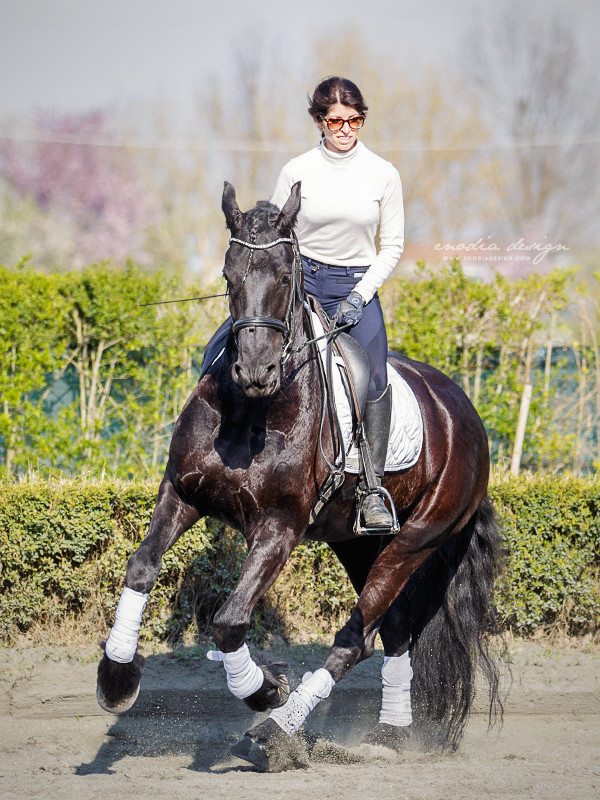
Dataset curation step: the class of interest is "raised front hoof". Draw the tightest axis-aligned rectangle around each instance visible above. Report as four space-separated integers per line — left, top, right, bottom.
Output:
96 650 145 714
362 723 412 753
243 661 290 712
230 718 309 773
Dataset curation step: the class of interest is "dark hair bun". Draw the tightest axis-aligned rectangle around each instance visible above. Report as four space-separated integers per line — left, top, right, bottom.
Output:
308 77 368 120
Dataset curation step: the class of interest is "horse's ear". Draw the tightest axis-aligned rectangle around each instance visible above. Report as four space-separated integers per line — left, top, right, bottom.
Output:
275 181 301 234
222 181 244 233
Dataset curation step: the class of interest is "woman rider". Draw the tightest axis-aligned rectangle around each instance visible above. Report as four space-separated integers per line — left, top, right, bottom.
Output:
271 76 405 533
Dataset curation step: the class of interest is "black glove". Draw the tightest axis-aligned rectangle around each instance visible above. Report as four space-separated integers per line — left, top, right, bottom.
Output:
336 291 365 327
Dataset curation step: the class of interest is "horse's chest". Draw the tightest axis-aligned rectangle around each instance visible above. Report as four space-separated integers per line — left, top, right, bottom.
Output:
174 379 317 525
213 419 288 471
193 424 307 527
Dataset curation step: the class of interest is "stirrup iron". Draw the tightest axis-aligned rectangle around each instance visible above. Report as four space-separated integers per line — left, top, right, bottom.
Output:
354 484 400 536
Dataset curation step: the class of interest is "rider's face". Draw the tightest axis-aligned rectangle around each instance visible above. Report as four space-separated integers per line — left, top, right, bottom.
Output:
318 102 361 154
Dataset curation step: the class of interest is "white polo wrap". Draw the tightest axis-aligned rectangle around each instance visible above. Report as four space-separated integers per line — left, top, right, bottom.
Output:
105 587 149 664
379 652 413 726
206 644 264 699
269 668 335 735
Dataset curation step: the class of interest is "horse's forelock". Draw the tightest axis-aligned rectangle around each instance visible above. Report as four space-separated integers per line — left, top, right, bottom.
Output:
245 201 288 241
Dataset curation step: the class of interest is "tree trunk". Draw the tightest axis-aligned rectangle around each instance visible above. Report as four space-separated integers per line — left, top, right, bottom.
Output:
511 338 534 475
511 382 533 476
73 309 88 434
152 362 164 469
575 332 587 475
588 325 600 469
473 344 484 408
543 314 555 401
87 337 105 439
462 340 470 399
3 399 14 473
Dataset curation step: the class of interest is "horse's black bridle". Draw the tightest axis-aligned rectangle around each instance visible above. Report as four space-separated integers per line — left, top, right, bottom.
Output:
227 227 354 492
227 231 303 363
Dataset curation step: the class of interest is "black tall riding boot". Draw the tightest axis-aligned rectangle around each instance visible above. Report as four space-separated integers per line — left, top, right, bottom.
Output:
359 384 394 531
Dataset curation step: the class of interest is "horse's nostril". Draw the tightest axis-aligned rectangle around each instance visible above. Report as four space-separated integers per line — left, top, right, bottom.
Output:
233 363 245 382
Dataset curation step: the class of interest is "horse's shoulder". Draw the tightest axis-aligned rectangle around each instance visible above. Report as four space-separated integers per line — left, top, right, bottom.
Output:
175 368 224 432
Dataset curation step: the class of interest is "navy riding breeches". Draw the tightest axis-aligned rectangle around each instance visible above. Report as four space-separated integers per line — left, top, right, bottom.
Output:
302 255 388 396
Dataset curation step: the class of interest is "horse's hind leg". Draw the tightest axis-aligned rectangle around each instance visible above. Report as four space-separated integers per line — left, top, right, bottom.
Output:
326 536 390 661
236 540 433 771
328 538 414 750
361 592 414 751
97 475 200 713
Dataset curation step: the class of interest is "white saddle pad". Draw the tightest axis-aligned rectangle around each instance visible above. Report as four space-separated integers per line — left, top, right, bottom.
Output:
312 312 423 474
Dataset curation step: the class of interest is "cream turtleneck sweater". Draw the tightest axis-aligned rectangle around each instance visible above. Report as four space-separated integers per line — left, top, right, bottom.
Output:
270 140 404 303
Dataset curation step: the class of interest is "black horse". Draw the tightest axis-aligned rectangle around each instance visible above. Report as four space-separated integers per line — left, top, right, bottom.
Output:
97 182 502 771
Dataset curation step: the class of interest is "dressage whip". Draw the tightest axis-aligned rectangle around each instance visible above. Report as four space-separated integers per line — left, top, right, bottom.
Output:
137 286 353 350
136 286 228 307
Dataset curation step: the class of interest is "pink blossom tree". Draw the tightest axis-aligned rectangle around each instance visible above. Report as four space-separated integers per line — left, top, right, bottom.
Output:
1 111 156 268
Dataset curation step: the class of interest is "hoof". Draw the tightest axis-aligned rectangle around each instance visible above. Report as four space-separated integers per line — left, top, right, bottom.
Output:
362 723 412 753
243 660 290 712
230 718 309 772
96 650 145 714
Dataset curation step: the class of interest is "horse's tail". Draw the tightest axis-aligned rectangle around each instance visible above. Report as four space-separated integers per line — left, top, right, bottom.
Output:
407 494 504 751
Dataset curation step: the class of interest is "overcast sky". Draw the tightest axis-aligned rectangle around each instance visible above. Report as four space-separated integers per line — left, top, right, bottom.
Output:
1 0 598 120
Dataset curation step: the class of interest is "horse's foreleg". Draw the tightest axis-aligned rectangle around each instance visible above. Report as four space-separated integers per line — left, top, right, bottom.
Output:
97 476 200 713
209 519 300 714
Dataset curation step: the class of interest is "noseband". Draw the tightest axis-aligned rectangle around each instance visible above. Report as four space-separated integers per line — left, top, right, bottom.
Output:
228 232 303 363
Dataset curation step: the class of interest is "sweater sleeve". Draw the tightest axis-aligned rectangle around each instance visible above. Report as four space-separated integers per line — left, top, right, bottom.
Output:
353 166 404 304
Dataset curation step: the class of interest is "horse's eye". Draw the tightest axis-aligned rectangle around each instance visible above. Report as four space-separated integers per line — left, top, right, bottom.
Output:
280 274 291 285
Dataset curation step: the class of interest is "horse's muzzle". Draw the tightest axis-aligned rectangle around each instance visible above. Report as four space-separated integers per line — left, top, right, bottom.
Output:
232 361 280 398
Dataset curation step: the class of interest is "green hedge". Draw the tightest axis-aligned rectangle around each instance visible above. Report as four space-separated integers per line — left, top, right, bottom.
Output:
0 477 599 643
0 479 355 644
489 477 600 634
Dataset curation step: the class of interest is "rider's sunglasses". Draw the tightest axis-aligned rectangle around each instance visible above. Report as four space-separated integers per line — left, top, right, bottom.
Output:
321 115 365 132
